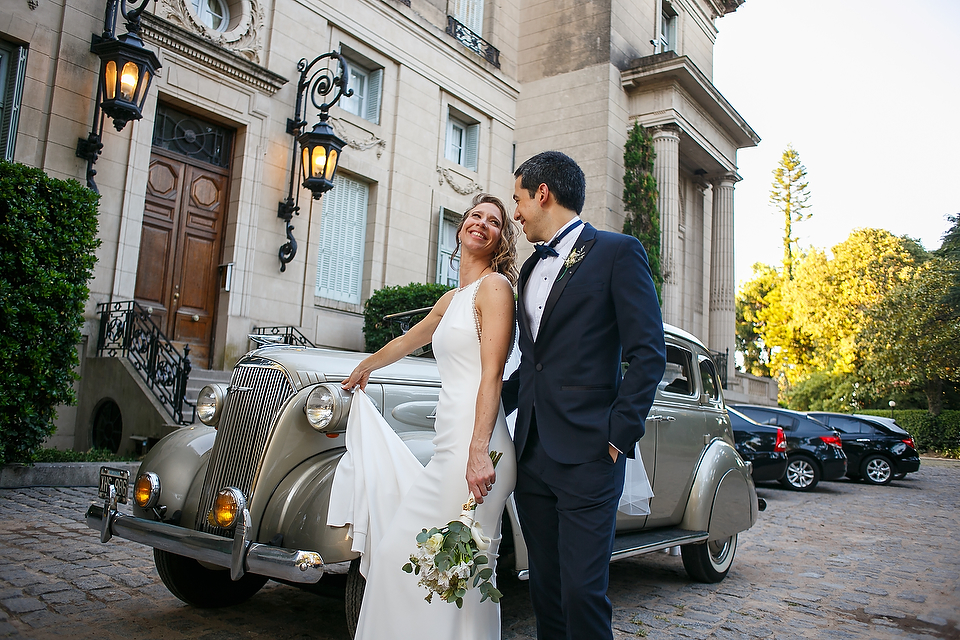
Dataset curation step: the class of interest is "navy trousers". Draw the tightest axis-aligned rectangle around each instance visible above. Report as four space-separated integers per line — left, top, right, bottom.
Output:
514 418 626 640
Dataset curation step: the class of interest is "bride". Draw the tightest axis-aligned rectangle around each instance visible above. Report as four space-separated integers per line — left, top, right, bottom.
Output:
331 193 519 640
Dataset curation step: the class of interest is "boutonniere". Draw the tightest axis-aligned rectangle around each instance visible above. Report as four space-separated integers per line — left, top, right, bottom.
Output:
556 247 586 282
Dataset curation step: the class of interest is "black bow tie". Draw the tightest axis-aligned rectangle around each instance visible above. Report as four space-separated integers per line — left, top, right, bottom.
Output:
534 219 582 260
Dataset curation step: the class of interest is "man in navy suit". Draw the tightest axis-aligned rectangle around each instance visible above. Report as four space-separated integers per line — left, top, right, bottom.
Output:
503 151 665 640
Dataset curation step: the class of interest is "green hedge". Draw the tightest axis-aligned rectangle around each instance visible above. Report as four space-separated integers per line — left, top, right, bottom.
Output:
0 162 100 464
859 409 960 454
363 282 452 353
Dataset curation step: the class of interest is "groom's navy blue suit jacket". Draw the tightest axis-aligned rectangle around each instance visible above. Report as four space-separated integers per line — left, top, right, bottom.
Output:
503 223 666 465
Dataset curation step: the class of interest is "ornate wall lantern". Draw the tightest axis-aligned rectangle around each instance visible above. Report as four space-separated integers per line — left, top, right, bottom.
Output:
76 0 161 192
277 53 351 272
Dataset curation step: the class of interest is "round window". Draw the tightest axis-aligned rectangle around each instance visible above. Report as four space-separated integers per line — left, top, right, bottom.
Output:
191 0 230 31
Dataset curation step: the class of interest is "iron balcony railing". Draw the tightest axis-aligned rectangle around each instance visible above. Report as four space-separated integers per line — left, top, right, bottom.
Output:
445 15 500 68
96 300 193 424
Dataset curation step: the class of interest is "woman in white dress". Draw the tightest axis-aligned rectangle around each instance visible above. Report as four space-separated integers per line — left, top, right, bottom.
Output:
337 193 518 640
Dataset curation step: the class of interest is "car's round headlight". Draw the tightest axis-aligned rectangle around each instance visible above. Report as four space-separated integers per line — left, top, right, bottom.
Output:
209 487 246 529
196 384 228 426
133 472 161 509
304 384 350 431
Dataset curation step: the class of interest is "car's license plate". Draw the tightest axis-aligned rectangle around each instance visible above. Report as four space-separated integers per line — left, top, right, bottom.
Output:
98 467 129 504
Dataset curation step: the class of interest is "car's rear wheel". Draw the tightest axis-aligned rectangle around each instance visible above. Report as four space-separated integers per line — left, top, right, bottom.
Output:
681 533 738 583
345 558 365 639
779 456 820 491
154 549 268 607
861 455 893 485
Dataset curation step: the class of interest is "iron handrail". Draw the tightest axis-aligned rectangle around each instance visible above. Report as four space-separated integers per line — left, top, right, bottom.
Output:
96 300 192 424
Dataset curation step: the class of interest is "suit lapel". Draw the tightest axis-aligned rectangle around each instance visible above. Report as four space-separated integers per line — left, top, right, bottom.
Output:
537 224 597 340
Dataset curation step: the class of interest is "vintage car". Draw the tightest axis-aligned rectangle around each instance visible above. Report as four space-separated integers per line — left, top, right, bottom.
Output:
86 323 759 633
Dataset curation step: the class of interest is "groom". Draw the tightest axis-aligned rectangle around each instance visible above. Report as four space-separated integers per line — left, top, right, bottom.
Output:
503 151 665 640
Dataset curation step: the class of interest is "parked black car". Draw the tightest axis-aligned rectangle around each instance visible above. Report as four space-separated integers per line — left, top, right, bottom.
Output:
730 405 847 491
807 412 921 485
728 408 788 483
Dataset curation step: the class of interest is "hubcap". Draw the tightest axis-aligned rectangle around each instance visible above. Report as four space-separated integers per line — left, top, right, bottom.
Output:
866 458 891 483
787 460 814 488
708 538 731 565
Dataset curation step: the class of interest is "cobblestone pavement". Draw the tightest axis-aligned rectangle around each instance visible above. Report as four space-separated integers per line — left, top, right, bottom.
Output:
0 459 958 639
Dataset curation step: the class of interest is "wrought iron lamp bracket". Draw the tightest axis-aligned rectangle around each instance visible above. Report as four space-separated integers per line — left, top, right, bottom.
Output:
277 52 352 273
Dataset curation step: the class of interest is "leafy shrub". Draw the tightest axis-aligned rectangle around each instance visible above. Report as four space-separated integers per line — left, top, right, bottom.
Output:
859 409 960 455
0 162 100 464
363 282 452 353
30 448 139 463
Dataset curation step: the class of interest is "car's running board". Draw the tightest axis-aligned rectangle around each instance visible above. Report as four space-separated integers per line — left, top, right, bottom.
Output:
611 527 709 561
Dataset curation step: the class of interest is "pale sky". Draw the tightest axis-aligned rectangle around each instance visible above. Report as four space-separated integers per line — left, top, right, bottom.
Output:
712 0 960 286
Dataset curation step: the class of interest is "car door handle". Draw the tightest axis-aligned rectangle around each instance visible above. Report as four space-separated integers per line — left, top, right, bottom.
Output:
647 415 675 422
856 438 870 442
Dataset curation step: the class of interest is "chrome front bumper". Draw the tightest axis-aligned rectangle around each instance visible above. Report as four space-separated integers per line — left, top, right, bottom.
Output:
85 503 324 584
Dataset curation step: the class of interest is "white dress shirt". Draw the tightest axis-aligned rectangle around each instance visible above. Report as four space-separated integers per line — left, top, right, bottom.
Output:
523 217 584 341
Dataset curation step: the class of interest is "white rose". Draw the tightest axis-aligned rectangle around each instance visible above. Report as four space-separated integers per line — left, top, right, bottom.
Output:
424 532 444 555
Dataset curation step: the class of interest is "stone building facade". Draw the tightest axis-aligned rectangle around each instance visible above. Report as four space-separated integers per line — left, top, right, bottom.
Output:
1 0 774 451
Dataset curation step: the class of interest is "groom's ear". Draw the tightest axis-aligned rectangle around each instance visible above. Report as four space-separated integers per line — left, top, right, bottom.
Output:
536 183 550 205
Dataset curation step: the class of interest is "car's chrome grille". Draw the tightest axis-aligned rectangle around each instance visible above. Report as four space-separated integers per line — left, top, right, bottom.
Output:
196 362 294 537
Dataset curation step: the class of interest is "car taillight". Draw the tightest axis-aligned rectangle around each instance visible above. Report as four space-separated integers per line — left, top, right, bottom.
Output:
775 427 787 452
820 434 843 449
902 437 915 449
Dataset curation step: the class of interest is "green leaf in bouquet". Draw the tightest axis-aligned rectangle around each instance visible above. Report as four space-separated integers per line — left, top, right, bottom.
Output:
416 529 431 544
474 554 488 565
479 567 493 580
435 551 452 571
402 562 413 573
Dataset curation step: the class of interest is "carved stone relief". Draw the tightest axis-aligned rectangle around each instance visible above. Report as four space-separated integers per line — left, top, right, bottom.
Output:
155 0 264 64
436 166 482 195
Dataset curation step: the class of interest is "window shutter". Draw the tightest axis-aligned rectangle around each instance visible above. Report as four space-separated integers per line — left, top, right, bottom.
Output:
0 45 26 162
464 123 479 172
316 175 368 305
365 68 382 125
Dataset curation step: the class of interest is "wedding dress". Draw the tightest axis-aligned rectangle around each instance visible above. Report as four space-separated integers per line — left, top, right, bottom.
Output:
328 274 516 640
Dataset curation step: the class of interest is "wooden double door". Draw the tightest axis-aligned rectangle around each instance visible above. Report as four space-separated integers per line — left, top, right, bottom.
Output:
134 148 229 369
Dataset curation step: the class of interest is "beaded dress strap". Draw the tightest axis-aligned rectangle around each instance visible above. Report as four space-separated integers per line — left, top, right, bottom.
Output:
469 273 499 343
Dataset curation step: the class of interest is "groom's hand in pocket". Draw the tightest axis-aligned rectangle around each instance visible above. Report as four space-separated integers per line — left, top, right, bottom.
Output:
609 443 619 463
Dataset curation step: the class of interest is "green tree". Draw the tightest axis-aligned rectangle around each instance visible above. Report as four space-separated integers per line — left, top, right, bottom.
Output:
735 263 781 377
0 162 100 463
936 213 960 312
782 229 923 377
769 145 811 279
622 122 663 300
858 259 960 416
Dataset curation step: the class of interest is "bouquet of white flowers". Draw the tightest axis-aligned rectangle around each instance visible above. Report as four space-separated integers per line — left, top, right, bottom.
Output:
401 451 503 608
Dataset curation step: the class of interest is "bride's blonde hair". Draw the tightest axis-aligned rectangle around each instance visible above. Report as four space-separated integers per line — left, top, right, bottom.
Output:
452 193 518 286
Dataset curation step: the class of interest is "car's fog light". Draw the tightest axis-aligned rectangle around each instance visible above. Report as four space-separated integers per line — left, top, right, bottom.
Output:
305 384 350 431
197 384 228 426
133 472 161 509
209 487 246 529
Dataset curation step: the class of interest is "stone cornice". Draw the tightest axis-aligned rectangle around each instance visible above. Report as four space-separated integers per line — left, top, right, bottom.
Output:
141 13 288 95
621 53 759 150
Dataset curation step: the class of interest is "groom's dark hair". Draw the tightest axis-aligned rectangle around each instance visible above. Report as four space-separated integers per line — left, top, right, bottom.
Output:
514 151 586 214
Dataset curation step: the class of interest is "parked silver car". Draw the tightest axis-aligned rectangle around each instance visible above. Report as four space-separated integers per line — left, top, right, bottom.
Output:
86 323 758 631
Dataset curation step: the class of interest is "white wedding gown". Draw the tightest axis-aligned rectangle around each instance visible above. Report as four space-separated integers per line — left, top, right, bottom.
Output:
328 274 516 640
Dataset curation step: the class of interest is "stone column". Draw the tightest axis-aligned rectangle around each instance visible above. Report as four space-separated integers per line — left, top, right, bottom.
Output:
709 172 738 384
652 125 681 325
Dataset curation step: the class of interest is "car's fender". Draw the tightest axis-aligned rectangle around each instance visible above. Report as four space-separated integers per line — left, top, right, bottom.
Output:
257 450 358 564
680 438 758 540
131 425 217 522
